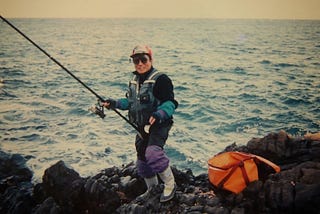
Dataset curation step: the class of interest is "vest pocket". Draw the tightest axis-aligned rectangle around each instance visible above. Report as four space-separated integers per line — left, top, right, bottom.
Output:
140 93 150 104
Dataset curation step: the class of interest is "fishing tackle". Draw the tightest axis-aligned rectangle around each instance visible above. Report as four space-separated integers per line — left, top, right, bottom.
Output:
89 100 106 119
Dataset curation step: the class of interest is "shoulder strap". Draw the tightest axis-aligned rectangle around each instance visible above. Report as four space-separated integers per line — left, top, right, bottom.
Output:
148 70 163 80
254 155 280 173
144 69 163 84
129 73 138 85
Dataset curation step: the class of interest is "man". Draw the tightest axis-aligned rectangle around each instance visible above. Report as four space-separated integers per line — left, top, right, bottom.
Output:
103 45 178 202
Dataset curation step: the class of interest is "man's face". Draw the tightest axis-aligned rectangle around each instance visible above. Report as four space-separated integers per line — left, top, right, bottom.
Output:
132 54 152 74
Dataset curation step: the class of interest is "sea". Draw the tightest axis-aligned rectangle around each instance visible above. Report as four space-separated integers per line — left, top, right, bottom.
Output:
1 18 319 182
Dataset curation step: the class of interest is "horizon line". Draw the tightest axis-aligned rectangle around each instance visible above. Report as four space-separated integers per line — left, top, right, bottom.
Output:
2 16 320 21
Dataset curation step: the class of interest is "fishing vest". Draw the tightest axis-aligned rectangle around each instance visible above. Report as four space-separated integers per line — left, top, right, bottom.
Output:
127 69 162 126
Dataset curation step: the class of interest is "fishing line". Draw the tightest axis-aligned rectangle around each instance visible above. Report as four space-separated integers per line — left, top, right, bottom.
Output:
0 15 141 136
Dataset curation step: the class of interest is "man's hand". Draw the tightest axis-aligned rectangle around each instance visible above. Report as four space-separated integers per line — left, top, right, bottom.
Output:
103 99 117 110
149 115 157 125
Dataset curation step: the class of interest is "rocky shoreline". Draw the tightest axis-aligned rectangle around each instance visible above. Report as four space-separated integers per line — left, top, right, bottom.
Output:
1 130 320 214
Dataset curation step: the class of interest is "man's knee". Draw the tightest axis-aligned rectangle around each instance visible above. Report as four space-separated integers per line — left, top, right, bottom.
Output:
145 145 169 173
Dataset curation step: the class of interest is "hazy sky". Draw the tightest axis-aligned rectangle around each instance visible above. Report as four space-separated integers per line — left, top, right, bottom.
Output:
1 0 320 20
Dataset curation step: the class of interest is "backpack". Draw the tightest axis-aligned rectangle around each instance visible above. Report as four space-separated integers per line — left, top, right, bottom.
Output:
208 151 280 194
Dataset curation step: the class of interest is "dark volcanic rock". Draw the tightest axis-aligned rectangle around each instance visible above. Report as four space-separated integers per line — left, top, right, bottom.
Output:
0 130 320 213
0 152 34 214
42 160 81 201
0 151 33 188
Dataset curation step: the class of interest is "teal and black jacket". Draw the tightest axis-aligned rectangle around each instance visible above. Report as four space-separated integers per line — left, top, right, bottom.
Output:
116 67 178 127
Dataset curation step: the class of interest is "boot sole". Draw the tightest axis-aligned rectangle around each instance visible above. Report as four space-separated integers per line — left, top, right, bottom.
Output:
160 184 177 203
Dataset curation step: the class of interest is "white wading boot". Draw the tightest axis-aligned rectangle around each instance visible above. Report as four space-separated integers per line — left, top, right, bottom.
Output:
158 166 176 202
136 175 158 202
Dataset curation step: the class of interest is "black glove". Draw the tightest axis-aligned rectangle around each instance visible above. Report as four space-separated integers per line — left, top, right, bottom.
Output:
104 99 117 110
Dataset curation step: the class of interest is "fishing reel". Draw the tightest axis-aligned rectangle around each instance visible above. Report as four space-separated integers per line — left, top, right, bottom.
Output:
89 100 105 119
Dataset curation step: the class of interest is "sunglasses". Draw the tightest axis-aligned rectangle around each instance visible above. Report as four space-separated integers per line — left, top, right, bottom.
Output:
132 55 149 65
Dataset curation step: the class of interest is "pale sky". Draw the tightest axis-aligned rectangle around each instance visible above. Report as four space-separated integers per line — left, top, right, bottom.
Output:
1 0 320 20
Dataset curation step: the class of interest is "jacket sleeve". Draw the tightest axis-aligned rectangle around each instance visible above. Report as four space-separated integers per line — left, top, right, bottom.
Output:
157 100 176 118
116 98 129 110
153 74 178 116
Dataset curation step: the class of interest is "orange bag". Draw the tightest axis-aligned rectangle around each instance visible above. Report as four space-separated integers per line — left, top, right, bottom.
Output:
208 151 280 194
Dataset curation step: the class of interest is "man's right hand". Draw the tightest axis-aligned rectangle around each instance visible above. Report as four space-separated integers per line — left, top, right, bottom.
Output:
103 99 117 109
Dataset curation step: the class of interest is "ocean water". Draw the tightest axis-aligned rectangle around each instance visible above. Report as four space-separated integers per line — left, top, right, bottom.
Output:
1 18 319 182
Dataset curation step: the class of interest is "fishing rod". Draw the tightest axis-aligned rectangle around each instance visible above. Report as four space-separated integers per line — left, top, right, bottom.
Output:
0 15 141 136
